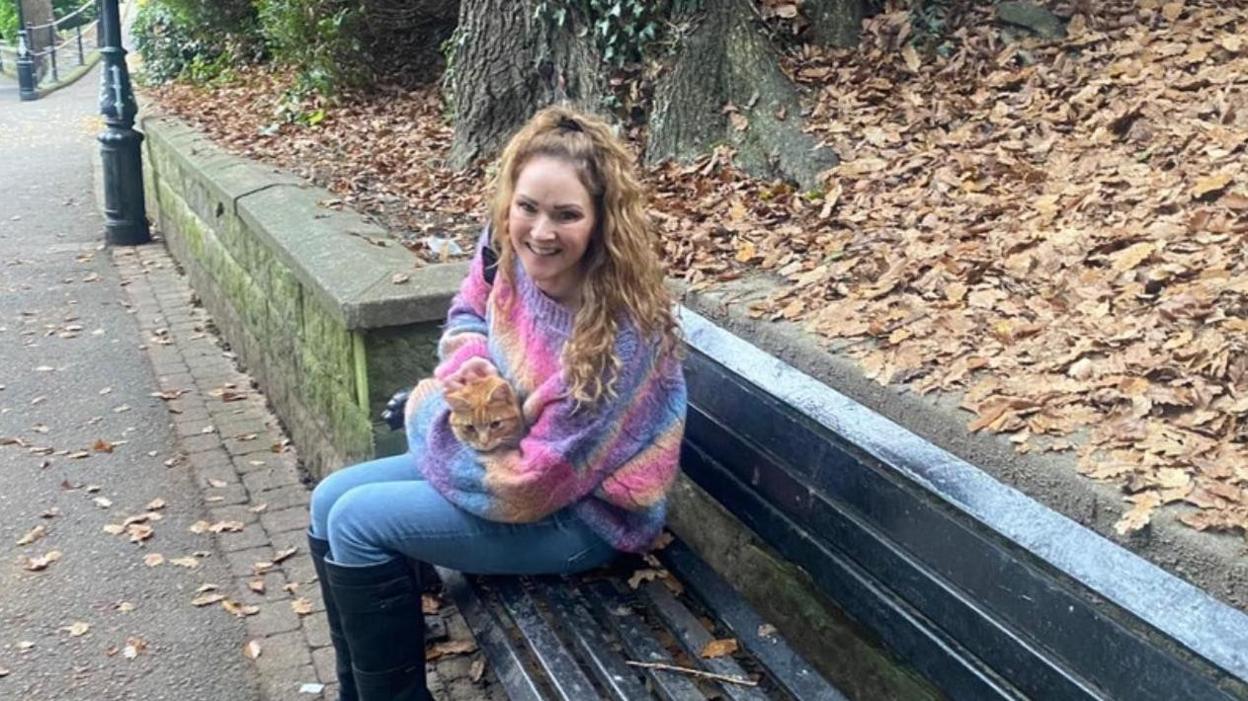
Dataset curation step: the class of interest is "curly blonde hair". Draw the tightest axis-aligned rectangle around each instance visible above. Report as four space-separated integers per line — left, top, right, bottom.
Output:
489 105 680 405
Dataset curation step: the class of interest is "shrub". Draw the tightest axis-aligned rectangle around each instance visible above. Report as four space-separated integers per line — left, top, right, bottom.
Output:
255 0 369 95
1 4 17 45
132 0 259 85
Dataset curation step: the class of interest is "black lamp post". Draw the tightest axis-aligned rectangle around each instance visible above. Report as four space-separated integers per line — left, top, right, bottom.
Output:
14 1 37 101
97 0 149 245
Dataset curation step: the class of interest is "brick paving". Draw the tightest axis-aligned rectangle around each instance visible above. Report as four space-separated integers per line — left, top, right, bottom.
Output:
112 241 508 701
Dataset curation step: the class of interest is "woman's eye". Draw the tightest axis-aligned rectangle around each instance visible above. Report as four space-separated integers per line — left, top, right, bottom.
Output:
518 201 536 213
559 211 580 222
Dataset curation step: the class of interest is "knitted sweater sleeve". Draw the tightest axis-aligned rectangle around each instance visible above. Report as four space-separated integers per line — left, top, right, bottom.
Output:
433 229 493 381
409 341 686 525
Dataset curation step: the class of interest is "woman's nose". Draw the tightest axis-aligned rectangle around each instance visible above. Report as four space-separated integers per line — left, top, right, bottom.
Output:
531 217 557 241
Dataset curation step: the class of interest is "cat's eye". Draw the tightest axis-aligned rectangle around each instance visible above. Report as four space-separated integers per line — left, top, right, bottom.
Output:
490 421 502 429
464 426 477 434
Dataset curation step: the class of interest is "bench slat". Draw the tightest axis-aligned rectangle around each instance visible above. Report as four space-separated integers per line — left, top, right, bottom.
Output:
680 440 1021 700
641 580 772 701
493 578 598 701
536 578 653 701
660 540 852 701
438 568 546 701
582 580 707 701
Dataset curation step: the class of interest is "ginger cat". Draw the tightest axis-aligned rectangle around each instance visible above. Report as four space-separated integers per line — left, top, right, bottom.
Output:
444 374 525 452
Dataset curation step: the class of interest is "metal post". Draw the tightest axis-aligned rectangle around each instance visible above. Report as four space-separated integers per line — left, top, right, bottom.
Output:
98 0 150 245
47 23 57 82
15 0 37 101
76 24 84 65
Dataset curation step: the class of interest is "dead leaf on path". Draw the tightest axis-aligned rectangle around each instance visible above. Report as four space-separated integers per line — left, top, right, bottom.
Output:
699 638 739 659
209 521 245 533
470 657 485 682
244 640 262 660
0 666 9 677
127 524 154 543
94 497 113 509
425 639 478 661
291 598 314 616
206 479 228 489
757 623 777 637
272 546 298 563
150 390 188 401
192 593 226 607
23 550 62 571
61 621 90 637
122 637 147 659
92 439 114 454
145 498 167 511
207 387 248 402
249 503 268 513
222 600 260 618
392 273 411 285
16 525 47 546
144 553 165 567
102 524 125 535
248 579 266 594
170 557 200 569
115 601 135 613
122 512 163 527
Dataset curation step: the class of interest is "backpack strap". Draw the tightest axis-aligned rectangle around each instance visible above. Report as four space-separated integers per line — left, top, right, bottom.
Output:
481 242 499 286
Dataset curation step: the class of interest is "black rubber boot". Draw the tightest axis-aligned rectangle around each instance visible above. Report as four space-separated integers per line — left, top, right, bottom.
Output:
308 534 358 701
327 556 431 701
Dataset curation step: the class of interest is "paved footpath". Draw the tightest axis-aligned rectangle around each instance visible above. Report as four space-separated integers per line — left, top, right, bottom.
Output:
1 48 500 701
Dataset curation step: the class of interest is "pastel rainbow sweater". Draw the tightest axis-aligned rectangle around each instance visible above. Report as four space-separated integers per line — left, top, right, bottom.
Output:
404 231 687 553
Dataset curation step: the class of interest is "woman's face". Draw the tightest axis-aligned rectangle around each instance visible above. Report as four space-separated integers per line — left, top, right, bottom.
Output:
508 156 597 305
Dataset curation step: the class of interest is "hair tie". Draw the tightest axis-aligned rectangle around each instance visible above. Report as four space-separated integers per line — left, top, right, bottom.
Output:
556 116 583 133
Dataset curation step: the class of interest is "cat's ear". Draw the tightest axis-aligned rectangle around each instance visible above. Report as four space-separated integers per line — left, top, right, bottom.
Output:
486 380 513 405
444 387 471 412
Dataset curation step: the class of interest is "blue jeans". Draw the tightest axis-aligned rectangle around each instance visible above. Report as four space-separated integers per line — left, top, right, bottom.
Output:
309 454 617 572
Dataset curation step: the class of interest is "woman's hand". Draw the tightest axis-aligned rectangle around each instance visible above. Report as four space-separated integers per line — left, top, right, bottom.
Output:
443 357 499 394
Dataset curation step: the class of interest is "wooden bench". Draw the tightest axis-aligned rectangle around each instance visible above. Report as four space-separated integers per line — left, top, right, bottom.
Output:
393 308 1248 700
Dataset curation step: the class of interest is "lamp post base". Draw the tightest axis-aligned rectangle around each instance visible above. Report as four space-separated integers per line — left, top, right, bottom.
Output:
99 126 151 246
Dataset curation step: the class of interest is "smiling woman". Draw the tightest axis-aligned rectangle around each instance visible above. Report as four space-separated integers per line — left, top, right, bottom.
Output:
307 105 687 701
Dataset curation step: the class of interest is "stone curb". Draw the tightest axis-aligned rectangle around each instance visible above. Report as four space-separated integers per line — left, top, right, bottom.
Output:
112 242 503 701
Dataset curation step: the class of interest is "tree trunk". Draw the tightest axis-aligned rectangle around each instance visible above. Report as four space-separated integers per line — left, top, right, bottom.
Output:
648 0 838 190
21 0 54 80
361 0 459 84
447 0 607 170
804 0 865 48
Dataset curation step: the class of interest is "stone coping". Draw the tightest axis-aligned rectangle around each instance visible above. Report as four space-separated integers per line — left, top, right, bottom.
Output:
139 114 464 330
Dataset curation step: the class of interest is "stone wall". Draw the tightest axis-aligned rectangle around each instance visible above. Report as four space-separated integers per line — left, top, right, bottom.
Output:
140 116 463 479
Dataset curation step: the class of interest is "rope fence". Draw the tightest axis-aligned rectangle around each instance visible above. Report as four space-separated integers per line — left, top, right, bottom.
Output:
0 0 102 87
